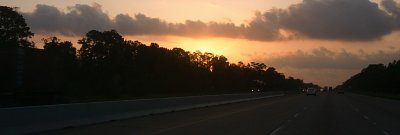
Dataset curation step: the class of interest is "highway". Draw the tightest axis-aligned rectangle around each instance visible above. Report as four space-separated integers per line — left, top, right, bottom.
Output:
41 92 400 135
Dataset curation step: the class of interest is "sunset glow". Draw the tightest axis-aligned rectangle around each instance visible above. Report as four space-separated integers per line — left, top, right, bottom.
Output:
3 1 400 133
3 0 400 86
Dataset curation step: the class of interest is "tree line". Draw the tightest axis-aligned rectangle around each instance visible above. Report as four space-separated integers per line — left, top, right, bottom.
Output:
1 6 318 106
339 60 400 94
37 30 317 102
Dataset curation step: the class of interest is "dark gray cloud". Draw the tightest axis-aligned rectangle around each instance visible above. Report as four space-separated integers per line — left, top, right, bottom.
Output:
21 0 400 41
116 14 244 38
24 4 250 38
115 13 169 35
381 0 400 28
276 0 394 40
23 4 114 36
259 47 400 70
244 11 283 40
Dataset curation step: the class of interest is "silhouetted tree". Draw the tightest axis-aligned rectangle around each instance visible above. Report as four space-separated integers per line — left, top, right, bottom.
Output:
43 36 77 79
341 61 400 94
43 37 77 62
77 30 139 97
0 6 34 48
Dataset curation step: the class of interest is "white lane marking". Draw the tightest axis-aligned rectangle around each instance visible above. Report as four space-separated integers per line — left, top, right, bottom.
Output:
383 131 390 135
354 108 359 112
269 107 306 135
363 115 370 120
270 127 282 135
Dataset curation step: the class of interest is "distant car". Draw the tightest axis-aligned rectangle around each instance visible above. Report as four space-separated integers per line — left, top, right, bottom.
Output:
320 88 325 92
306 88 317 96
337 89 345 94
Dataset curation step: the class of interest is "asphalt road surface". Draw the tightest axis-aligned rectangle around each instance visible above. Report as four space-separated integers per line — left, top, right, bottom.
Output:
41 92 400 135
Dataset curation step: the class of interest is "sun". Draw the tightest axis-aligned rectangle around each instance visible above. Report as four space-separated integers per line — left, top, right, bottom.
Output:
196 41 221 53
125 35 256 63
176 38 230 55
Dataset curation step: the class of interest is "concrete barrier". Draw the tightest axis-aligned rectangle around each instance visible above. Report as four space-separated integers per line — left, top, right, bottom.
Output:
0 91 284 135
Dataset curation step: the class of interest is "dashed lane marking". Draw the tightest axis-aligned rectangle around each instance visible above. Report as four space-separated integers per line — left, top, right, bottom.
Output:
383 131 390 135
363 115 370 120
270 127 282 135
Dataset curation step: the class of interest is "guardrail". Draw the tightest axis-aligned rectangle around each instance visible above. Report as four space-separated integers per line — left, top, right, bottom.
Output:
0 91 284 135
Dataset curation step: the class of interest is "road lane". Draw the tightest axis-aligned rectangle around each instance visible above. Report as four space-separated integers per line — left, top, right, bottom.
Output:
41 92 400 135
345 94 400 135
41 94 306 135
276 93 383 135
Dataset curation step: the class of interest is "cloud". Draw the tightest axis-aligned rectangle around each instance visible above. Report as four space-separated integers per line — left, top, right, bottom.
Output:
23 4 114 36
115 13 171 36
115 14 244 38
381 0 400 28
21 0 400 41
244 11 283 40
258 47 400 70
274 0 394 41
23 4 251 39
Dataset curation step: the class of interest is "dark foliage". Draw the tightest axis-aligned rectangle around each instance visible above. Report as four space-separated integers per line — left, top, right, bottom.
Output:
0 6 34 48
340 60 400 94
42 37 78 91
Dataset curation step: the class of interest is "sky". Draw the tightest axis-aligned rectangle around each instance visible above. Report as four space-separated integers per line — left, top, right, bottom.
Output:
2 0 400 86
